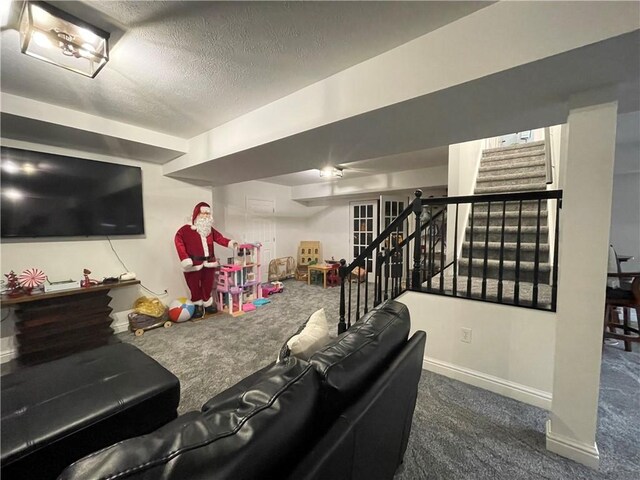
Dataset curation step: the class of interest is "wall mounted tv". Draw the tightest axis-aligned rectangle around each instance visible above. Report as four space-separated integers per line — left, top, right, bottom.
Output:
1 147 144 238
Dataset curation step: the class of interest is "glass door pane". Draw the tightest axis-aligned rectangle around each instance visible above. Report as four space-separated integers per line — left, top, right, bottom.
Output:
380 195 410 289
350 201 377 282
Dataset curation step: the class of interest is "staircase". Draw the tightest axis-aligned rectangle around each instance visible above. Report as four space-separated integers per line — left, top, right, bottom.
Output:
337 141 561 332
430 140 553 307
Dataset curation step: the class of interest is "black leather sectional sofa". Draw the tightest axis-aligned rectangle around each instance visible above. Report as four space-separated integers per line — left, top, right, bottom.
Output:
3 300 426 480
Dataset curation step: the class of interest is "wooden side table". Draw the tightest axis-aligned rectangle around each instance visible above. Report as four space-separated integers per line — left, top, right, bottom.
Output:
1 280 140 366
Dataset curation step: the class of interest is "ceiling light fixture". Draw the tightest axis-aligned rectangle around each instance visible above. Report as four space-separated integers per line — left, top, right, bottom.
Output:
19 1 109 78
319 167 344 178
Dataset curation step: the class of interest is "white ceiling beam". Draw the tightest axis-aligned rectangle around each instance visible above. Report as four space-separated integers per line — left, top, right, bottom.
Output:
1 93 188 162
164 1 640 180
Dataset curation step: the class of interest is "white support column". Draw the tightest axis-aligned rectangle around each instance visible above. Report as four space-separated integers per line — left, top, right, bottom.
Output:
546 92 618 468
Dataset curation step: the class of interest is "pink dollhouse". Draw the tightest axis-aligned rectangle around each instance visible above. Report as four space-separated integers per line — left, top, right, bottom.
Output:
215 243 263 316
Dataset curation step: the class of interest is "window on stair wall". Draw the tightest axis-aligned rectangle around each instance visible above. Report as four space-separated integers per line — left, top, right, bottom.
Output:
496 130 533 148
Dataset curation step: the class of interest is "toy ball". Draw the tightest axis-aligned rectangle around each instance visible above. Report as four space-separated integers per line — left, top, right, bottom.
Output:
168 297 195 322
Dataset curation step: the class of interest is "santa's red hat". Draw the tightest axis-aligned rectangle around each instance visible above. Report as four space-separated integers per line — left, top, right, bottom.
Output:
192 202 211 224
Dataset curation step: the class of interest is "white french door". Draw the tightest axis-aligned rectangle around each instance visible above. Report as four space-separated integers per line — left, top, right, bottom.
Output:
350 201 377 282
380 195 410 285
246 198 275 283
380 195 409 233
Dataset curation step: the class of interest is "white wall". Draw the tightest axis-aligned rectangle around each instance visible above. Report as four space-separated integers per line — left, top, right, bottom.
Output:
304 200 355 262
446 139 483 265
0 140 213 362
213 182 444 267
610 172 640 268
398 291 556 409
610 112 640 269
212 180 314 261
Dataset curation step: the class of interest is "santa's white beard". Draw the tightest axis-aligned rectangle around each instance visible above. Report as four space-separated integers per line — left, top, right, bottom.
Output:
194 215 214 238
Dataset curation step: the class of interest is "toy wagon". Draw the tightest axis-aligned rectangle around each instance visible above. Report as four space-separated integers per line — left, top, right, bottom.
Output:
128 311 172 337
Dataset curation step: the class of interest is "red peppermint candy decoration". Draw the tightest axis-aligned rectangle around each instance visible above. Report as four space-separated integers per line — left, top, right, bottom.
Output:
18 268 46 288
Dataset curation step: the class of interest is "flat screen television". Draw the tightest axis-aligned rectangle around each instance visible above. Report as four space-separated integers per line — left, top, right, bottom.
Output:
1 147 144 238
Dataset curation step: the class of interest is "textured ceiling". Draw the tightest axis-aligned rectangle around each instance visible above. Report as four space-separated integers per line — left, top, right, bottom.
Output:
0 1 490 138
168 30 640 186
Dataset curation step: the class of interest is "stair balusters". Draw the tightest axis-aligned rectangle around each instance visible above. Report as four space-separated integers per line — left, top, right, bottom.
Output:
338 188 563 335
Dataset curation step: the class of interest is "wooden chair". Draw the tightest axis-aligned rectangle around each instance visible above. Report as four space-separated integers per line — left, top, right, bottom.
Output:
604 271 640 352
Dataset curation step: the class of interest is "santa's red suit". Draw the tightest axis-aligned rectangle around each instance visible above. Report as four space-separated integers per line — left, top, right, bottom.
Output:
175 202 236 308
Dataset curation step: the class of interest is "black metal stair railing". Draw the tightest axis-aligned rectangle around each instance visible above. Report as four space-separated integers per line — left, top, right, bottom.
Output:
338 188 563 334
337 191 422 333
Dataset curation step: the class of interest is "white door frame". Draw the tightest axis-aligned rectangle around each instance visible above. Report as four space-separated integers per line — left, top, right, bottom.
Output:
246 197 276 283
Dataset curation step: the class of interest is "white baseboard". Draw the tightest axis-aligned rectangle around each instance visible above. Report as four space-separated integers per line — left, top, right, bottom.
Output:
112 317 129 334
0 348 16 364
546 420 600 468
423 356 552 410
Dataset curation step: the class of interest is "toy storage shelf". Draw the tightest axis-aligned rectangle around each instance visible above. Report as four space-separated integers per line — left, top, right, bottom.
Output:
1 280 140 366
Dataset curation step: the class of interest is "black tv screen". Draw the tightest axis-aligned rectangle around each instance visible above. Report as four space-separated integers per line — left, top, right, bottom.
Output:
1 147 144 238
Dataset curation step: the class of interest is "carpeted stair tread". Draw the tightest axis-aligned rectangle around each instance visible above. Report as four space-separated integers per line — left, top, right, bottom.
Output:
470 210 548 220
476 171 547 183
459 258 551 273
461 241 549 263
481 151 545 164
482 140 545 154
476 176 548 188
471 200 550 213
462 241 549 251
479 160 546 173
468 210 548 228
423 275 553 307
474 183 547 194
467 225 548 235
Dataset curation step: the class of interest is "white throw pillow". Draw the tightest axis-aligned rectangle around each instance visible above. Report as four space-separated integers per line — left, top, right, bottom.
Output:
287 308 330 360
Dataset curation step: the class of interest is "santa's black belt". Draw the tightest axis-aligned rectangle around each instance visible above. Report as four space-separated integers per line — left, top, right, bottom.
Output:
190 255 213 261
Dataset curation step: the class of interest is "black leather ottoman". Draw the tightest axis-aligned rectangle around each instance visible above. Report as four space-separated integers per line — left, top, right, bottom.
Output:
1 342 180 480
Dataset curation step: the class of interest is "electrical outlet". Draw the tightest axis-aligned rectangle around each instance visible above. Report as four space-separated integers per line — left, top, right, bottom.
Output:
461 328 472 343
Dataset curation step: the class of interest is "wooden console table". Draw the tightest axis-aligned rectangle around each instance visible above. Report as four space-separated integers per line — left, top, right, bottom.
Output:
1 280 140 366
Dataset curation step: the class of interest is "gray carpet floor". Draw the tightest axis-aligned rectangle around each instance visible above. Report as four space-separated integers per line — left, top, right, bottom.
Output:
120 280 639 480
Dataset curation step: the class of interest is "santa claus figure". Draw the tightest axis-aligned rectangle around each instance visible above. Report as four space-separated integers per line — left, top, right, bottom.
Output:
175 202 237 318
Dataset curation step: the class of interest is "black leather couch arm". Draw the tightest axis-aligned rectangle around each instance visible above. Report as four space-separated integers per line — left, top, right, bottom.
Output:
288 330 427 480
